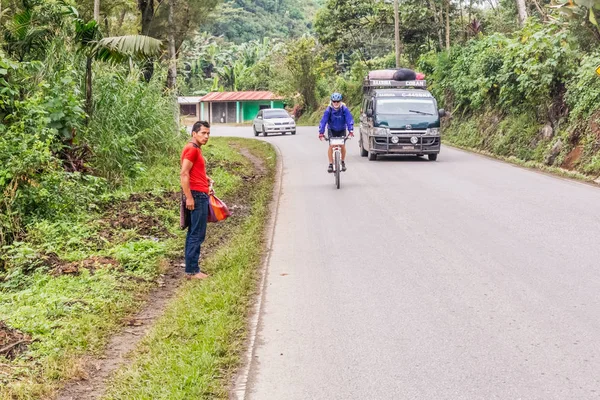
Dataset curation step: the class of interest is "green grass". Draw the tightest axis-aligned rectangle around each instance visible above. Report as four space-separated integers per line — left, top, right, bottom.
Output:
0 137 268 400
102 140 275 400
0 270 153 399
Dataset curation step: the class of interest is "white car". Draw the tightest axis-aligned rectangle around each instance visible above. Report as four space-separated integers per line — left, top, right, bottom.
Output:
253 109 296 136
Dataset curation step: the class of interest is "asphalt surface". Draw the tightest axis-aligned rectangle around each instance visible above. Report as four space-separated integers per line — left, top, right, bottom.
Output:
213 126 600 400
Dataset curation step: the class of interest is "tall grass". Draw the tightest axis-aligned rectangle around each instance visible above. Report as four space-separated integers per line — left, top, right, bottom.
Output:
84 65 182 185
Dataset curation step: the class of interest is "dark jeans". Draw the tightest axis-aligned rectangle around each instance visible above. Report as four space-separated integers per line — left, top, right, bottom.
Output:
185 191 209 274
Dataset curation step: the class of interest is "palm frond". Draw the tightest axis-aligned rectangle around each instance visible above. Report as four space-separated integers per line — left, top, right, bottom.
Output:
95 35 163 63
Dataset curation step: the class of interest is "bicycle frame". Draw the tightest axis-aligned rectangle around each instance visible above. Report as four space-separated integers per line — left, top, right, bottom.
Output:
327 135 349 189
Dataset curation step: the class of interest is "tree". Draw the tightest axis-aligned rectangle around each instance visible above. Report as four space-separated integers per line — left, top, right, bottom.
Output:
94 0 100 21
429 0 444 50
137 0 153 35
134 0 219 81
445 0 451 49
204 0 317 44
69 6 162 118
315 0 394 62
179 34 283 94
283 36 331 111
394 0 401 66
166 0 176 89
516 0 528 26
65 0 138 35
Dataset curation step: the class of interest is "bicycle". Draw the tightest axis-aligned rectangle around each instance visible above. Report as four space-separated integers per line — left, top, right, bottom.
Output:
327 134 350 189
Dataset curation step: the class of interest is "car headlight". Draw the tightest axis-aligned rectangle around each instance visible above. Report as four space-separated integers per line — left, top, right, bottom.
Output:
426 128 440 135
264 121 275 126
373 127 389 136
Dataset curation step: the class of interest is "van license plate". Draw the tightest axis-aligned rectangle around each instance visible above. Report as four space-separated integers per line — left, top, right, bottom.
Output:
403 146 415 150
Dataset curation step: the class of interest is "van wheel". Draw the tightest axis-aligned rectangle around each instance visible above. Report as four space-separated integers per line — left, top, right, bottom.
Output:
428 154 438 161
368 151 377 161
253 127 259 137
262 127 267 137
360 141 368 157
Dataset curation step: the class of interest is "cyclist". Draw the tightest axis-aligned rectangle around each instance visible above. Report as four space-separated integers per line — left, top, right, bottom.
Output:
319 93 354 173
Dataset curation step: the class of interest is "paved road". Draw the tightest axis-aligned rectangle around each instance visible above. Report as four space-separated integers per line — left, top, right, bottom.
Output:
214 126 600 400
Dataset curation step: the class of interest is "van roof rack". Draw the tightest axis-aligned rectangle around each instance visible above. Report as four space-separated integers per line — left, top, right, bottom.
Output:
363 79 427 90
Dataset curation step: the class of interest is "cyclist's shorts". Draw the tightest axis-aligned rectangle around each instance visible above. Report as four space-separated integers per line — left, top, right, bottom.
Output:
328 129 346 138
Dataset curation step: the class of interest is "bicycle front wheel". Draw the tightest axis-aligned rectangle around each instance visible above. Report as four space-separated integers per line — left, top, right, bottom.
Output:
334 150 341 189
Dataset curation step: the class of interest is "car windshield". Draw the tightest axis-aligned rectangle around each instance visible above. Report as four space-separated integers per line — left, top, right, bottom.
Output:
263 110 290 119
376 98 436 115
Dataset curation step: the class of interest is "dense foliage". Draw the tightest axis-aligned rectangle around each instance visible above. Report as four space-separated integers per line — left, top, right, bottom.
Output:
414 3 600 175
0 0 181 265
203 0 321 44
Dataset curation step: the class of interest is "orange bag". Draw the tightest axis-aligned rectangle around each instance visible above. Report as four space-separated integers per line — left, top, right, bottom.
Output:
208 194 231 223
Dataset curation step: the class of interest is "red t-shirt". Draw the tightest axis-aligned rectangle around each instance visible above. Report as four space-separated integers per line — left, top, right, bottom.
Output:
181 143 209 193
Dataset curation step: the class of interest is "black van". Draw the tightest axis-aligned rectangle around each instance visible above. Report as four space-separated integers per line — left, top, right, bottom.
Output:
358 78 445 161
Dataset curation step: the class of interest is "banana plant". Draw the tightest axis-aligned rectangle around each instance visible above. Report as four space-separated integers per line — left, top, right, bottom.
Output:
66 6 162 119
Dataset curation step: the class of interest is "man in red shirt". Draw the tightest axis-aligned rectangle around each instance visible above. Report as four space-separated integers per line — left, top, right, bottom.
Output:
180 121 213 279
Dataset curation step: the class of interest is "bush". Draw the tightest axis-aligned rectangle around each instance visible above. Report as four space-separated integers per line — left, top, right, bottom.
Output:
566 51 600 119
0 54 60 245
496 24 575 112
419 23 576 115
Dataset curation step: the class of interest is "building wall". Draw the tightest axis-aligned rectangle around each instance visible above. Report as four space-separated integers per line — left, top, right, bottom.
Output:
242 101 285 122
200 103 209 121
180 104 197 116
227 102 237 123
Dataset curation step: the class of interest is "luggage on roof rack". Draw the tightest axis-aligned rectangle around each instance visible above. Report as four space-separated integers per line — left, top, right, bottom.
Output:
367 68 418 81
363 79 427 90
364 68 426 91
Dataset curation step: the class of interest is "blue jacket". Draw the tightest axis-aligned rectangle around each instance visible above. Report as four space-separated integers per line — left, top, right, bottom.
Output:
318 105 354 134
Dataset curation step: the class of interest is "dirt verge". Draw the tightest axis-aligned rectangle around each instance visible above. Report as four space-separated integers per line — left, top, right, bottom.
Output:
0 321 32 361
55 259 183 400
97 192 177 242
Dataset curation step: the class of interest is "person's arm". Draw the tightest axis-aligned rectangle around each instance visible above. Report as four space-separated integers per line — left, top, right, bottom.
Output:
180 159 195 210
344 106 355 135
318 107 330 136
207 175 214 195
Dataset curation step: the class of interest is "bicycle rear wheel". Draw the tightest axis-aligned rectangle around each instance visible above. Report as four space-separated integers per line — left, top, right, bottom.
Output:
334 150 341 189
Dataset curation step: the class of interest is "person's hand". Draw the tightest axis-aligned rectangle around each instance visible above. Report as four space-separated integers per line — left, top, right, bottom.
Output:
209 186 215 195
348 131 354 138
186 196 195 210
319 134 325 141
